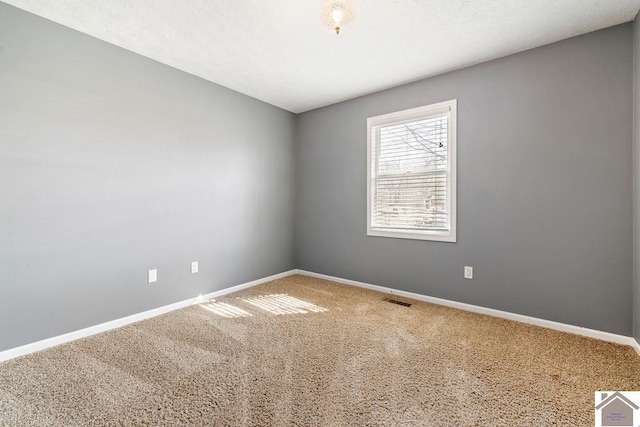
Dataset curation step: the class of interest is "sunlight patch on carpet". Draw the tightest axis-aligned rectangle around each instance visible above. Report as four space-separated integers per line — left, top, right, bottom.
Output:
200 301 252 318
242 294 328 315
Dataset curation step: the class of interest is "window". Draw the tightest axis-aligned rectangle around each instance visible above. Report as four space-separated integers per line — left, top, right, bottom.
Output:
367 100 457 242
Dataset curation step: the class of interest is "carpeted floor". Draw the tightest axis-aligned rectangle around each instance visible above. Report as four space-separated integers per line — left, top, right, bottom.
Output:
1 275 639 426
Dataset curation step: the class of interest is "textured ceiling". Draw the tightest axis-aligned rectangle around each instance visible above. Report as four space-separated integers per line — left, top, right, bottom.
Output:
3 0 640 113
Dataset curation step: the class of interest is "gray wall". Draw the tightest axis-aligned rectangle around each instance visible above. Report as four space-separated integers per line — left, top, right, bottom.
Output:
297 24 633 336
634 16 640 345
0 3 296 352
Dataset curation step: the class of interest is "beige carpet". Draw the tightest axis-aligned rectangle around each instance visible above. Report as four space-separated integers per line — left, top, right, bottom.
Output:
1 275 639 426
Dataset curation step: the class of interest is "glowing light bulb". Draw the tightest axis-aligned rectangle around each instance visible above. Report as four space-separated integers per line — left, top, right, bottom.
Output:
331 8 344 25
320 0 356 35
331 7 344 33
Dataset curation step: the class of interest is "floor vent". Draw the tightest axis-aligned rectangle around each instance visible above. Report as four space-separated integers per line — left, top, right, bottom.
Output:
382 297 412 307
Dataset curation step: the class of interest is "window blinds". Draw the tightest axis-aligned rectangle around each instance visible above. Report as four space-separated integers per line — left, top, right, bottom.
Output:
371 111 450 232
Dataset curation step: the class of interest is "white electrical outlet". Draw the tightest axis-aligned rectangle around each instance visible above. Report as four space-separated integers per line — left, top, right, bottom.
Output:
191 261 199 274
464 266 473 279
148 269 157 283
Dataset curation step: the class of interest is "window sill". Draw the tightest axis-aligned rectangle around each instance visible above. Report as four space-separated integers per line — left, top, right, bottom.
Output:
367 228 456 242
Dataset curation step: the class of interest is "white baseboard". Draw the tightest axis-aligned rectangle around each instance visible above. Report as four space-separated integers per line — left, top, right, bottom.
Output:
0 270 296 363
295 269 640 355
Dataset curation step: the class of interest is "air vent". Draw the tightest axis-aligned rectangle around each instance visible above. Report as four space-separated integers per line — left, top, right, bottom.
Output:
382 297 412 307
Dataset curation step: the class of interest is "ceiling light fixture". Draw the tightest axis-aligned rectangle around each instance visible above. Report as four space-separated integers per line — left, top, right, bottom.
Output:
320 0 356 35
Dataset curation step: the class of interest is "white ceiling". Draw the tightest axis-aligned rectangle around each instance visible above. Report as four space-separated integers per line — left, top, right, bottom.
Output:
4 0 640 113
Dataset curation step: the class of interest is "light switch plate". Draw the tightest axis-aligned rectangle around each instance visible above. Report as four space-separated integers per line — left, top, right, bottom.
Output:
191 261 198 274
464 266 473 279
148 269 157 283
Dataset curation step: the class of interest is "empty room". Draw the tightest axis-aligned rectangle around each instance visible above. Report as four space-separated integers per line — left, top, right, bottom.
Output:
1 0 640 425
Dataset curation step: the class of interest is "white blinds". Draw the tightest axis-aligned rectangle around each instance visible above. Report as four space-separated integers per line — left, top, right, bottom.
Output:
371 111 450 232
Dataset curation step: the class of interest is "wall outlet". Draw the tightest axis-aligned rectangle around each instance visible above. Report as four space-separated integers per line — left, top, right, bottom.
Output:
148 269 157 283
464 266 473 279
191 261 199 274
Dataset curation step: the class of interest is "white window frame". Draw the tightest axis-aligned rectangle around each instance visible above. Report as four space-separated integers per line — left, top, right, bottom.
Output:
367 99 457 242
